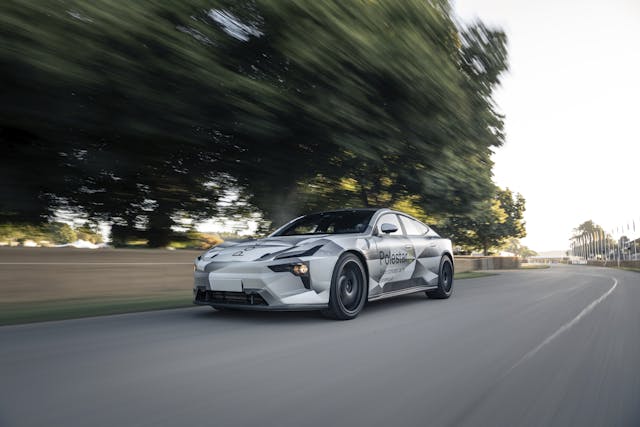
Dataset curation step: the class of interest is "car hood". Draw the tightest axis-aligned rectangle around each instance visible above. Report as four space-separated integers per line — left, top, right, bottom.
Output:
200 235 330 263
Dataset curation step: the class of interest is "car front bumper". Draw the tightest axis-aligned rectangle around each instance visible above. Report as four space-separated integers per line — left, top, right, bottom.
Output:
192 257 336 310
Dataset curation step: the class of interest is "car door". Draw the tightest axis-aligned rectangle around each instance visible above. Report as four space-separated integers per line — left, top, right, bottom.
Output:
371 213 417 294
398 215 440 287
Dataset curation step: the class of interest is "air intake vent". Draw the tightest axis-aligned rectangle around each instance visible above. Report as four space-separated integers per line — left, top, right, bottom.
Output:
195 289 267 306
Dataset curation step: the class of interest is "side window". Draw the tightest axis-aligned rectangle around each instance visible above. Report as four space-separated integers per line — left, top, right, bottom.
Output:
414 220 430 235
399 216 429 236
377 214 403 236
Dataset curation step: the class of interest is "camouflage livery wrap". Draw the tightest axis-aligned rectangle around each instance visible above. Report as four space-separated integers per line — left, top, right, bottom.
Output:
193 208 453 311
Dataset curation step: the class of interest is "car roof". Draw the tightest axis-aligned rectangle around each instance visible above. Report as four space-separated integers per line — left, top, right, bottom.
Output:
306 207 389 215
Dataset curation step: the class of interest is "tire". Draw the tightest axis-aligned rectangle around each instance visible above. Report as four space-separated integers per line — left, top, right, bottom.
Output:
322 253 367 320
426 256 454 299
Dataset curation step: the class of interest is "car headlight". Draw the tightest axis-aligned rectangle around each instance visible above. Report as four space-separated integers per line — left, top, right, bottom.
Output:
268 262 310 276
292 263 309 275
268 262 311 289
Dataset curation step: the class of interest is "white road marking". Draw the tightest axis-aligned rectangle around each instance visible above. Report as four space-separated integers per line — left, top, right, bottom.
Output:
507 277 618 374
0 262 193 265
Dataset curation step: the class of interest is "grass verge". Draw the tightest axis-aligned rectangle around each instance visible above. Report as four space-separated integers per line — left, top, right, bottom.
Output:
0 292 192 326
2 270 511 326
454 271 496 280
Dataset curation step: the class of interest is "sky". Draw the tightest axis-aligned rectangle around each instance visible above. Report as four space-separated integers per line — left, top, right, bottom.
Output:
454 0 640 252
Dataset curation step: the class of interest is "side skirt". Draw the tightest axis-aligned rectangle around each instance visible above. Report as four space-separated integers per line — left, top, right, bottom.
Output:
367 285 438 302
194 301 328 311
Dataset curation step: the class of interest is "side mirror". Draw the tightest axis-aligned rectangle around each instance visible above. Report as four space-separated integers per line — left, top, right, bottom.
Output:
380 223 398 234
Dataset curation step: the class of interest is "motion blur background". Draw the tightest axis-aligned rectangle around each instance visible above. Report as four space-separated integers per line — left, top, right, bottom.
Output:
2 4 640 425
2 1 639 325
0 0 530 256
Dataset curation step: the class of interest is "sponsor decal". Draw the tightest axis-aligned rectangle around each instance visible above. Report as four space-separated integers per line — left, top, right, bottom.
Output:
379 251 408 265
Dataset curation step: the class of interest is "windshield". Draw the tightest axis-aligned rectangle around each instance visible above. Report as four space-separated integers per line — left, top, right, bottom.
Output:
273 211 375 236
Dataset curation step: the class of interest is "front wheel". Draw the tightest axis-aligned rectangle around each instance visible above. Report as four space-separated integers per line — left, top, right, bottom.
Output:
426 256 453 299
322 253 367 320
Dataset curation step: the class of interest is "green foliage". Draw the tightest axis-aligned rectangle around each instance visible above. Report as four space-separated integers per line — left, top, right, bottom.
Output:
502 238 537 258
439 188 526 255
0 223 47 244
572 220 604 239
47 222 78 244
76 226 103 244
1 1 244 244
225 1 509 223
570 220 616 258
0 0 510 239
0 222 79 245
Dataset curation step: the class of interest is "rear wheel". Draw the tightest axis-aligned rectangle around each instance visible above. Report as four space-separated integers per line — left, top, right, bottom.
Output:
322 253 367 320
426 256 453 299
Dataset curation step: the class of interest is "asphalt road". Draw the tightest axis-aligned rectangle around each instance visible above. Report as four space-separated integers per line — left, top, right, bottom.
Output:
1 265 638 427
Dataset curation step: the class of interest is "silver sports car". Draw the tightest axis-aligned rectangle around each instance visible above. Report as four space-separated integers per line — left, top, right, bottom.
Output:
193 208 454 319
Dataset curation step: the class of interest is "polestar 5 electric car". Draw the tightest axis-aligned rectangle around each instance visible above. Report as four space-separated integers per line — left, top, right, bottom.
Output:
193 208 454 319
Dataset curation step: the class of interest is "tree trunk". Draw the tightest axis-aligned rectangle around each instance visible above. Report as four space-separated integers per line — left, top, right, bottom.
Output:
146 211 173 248
110 224 135 247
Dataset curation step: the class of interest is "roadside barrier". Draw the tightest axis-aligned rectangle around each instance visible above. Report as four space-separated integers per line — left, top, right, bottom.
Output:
454 256 520 273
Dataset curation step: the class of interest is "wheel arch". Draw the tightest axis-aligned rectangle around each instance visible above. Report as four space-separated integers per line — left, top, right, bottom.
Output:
341 249 370 298
442 251 454 274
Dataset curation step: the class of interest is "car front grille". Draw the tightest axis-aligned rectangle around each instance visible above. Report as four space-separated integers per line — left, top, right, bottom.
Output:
195 289 268 306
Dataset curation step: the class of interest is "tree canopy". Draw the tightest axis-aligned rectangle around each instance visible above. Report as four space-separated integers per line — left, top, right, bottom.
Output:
439 187 526 255
0 0 515 246
572 220 605 239
502 238 537 258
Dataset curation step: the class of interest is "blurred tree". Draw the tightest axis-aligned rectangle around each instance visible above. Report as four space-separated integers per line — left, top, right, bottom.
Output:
0 223 55 244
48 222 78 244
0 1 249 245
218 0 509 224
569 220 616 259
502 238 537 258
439 188 526 255
571 220 605 239
0 128 62 223
76 225 103 244
0 0 510 239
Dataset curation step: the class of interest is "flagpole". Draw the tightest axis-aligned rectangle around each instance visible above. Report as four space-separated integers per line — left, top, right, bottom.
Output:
634 219 637 261
617 226 621 267
626 223 630 261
